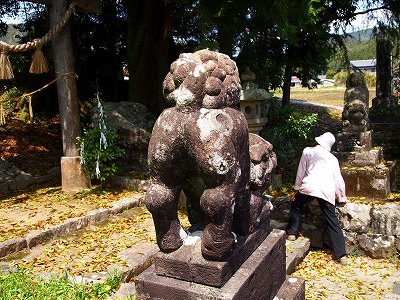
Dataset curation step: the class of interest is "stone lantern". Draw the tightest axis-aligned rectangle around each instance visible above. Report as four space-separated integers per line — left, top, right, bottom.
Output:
239 67 271 134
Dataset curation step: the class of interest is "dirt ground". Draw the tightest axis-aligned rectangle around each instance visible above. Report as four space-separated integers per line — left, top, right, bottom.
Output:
0 117 62 176
274 86 376 107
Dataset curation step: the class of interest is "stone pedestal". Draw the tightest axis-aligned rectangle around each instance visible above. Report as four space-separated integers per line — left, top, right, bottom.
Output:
340 162 396 199
334 130 396 199
136 230 305 300
60 156 91 192
333 147 383 167
336 131 373 153
155 219 270 287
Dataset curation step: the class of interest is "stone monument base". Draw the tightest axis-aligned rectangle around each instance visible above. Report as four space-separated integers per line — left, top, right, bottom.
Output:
155 219 270 287
136 230 305 300
340 161 396 199
60 156 91 192
333 147 383 167
334 130 396 199
336 131 373 152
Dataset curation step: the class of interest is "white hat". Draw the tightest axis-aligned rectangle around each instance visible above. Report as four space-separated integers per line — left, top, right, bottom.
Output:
315 132 335 152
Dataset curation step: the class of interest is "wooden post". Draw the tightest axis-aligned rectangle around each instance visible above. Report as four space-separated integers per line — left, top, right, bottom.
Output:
21 0 102 191
49 0 91 191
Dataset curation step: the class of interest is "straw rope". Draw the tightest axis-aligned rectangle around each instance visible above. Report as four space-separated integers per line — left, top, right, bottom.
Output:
0 3 75 53
0 2 76 78
0 72 77 125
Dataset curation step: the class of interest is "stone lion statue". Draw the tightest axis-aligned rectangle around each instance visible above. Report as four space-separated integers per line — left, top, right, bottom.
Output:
342 72 369 132
144 49 276 261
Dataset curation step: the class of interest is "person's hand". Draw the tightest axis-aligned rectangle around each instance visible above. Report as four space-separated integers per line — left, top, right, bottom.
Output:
337 197 347 207
291 192 297 202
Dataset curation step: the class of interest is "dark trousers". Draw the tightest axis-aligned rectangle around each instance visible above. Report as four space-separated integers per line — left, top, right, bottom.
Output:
286 192 347 260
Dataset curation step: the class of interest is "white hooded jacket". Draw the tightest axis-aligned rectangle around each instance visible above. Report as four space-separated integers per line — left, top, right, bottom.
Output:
294 145 347 205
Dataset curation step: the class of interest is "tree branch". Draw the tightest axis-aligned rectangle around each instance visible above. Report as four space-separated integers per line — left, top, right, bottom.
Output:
352 5 389 17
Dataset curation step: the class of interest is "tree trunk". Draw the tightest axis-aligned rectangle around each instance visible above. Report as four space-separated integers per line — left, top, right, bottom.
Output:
50 0 80 157
50 0 91 191
282 50 293 108
127 0 175 117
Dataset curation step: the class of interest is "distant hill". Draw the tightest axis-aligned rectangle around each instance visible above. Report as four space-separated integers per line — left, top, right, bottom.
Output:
347 28 375 42
346 28 376 60
0 24 21 44
328 28 376 70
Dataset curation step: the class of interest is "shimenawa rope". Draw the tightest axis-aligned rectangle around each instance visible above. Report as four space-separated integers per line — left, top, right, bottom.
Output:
0 72 77 125
0 2 76 79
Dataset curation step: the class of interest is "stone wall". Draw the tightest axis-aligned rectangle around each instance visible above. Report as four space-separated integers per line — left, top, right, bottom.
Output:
0 160 60 193
270 196 400 258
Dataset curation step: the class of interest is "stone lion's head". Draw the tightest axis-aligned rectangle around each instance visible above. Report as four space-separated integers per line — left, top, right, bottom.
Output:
163 49 241 112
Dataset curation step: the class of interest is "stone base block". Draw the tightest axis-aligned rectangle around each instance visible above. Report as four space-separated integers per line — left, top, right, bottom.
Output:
341 161 396 199
333 147 383 166
61 156 92 192
336 131 372 152
371 95 398 110
136 230 299 300
276 276 306 300
155 220 270 287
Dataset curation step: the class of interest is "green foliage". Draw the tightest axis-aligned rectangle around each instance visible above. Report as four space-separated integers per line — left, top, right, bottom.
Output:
363 71 376 88
78 95 124 182
0 267 121 299
333 71 350 86
347 40 376 61
77 126 124 182
0 24 21 44
260 101 317 180
0 87 31 123
333 71 376 88
325 69 336 79
348 245 363 258
0 87 20 110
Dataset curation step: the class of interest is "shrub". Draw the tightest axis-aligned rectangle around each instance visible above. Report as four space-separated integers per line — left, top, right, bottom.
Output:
0 87 21 124
363 71 376 88
260 103 317 182
333 71 376 88
77 95 124 182
325 69 336 79
333 71 349 86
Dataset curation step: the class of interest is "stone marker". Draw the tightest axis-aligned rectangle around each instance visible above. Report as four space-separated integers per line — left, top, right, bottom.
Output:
372 39 398 109
334 72 396 199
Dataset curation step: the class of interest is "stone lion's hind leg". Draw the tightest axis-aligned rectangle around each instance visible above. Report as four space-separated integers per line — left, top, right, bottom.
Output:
200 185 236 261
145 181 183 253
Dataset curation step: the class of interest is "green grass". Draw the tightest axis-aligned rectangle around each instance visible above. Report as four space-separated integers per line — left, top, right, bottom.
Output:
273 86 376 107
0 267 122 300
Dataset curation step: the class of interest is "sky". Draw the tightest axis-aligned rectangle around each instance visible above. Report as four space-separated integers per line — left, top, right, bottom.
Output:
1 3 385 33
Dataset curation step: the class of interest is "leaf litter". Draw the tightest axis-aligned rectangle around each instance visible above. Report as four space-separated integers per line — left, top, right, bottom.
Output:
9 206 155 275
292 249 400 299
0 185 142 242
1 185 191 276
2 184 399 298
